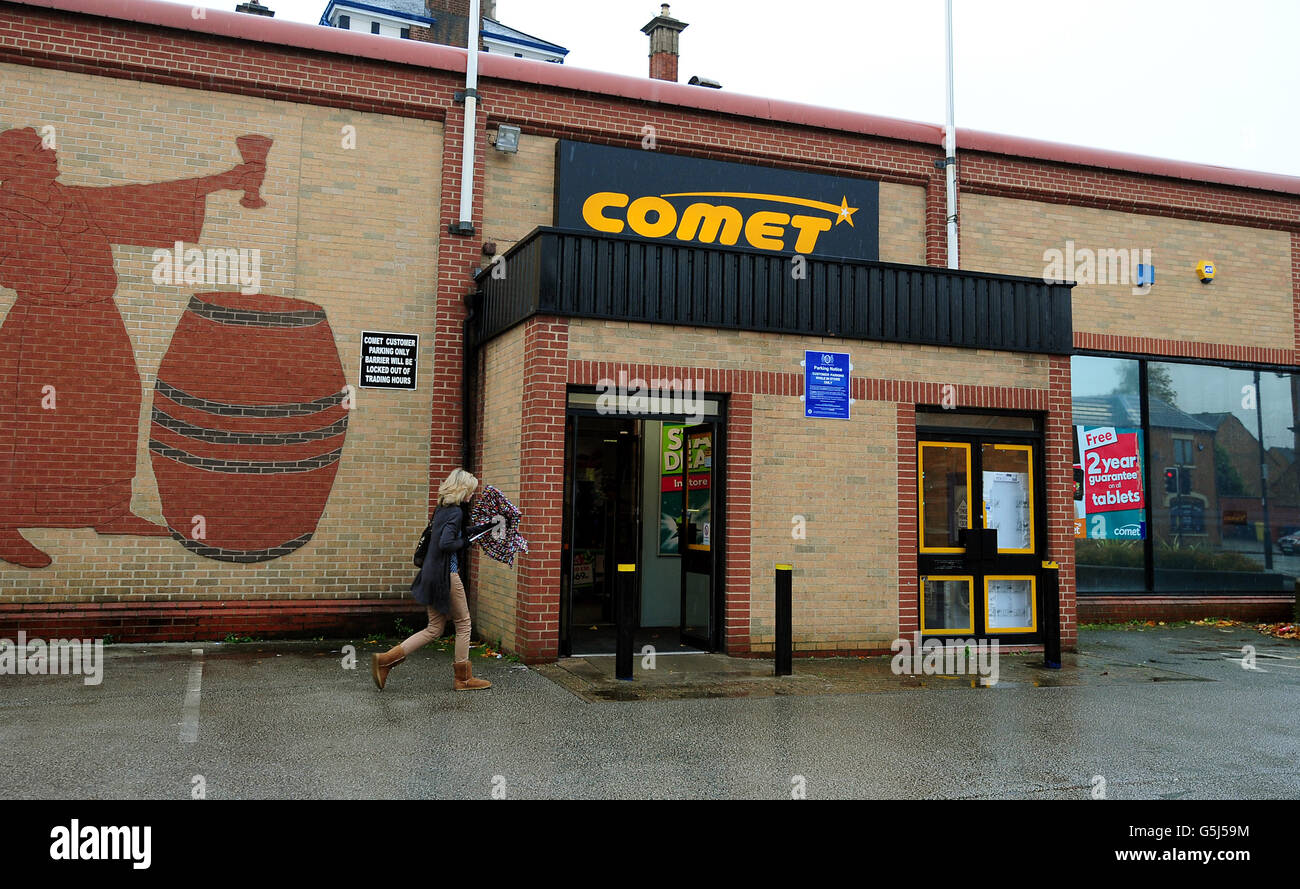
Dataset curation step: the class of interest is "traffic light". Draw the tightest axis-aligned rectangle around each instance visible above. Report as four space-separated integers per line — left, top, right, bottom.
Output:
1165 466 1193 495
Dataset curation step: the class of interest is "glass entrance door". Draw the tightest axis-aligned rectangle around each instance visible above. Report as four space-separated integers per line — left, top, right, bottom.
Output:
561 414 640 656
680 424 714 649
917 428 1044 641
560 393 726 656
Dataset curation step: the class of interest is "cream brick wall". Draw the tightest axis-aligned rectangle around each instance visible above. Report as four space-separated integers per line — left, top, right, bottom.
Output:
962 193 1293 351
483 133 557 254
0 65 441 602
472 323 525 648
879 181 925 265
751 398 900 650
568 320 1052 390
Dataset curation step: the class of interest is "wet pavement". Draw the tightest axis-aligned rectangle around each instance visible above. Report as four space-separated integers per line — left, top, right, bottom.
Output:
1 625 1296 799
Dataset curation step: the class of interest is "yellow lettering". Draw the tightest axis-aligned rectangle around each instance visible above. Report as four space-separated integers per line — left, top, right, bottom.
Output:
744 211 789 251
626 196 678 238
676 203 742 245
581 192 629 234
789 215 833 253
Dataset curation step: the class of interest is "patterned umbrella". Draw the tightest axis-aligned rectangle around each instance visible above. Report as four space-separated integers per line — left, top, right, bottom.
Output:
469 485 529 566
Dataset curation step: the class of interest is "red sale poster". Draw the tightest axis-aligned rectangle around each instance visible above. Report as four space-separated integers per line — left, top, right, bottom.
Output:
1083 430 1145 514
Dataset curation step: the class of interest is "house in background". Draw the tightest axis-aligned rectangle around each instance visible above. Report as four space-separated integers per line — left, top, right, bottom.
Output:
318 0 567 61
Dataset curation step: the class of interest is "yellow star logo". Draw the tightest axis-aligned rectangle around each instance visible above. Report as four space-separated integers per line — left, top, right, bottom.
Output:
834 196 858 227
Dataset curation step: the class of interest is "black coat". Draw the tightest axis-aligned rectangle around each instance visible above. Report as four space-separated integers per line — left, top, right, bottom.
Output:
410 505 491 614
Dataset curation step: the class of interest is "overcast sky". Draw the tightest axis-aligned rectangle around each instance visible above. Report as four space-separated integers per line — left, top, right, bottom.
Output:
164 0 1299 178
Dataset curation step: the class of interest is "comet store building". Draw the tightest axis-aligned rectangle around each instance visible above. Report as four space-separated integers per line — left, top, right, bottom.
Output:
8 0 1298 661
469 140 1076 659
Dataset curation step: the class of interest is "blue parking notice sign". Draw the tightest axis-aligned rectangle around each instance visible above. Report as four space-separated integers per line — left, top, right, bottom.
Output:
803 351 851 419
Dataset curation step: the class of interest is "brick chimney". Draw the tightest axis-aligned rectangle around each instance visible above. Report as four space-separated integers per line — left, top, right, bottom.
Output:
234 0 274 15
413 1 489 49
641 4 687 82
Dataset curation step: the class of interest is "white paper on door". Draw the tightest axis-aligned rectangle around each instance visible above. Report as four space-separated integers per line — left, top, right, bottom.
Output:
982 471 1030 550
987 578 1033 630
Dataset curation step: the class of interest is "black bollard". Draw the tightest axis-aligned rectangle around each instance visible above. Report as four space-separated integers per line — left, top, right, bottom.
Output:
615 563 635 680
1041 560 1061 669
775 564 792 676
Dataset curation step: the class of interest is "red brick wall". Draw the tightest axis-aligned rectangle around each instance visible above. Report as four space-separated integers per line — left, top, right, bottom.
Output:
648 51 678 83
513 317 569 661
0 600 424 643
1078 596 1294 624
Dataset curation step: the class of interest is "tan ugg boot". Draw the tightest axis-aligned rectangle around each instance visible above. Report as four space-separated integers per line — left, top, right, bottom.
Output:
371 645 406 690
453 659 491 691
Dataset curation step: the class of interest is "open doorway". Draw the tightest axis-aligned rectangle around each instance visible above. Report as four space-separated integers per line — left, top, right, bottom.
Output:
559 393 725 656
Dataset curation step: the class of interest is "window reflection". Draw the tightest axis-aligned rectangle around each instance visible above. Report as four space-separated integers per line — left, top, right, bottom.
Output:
1071 355 1299 594
1149 363 1296 592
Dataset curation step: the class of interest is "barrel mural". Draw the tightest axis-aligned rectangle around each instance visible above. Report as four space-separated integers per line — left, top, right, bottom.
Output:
0 127 350 568
149 292 348 563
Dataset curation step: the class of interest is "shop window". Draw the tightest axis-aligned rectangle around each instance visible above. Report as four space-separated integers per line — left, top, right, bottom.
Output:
1073 356 1300 594
1071 355 1147 593
1149 362 1296 592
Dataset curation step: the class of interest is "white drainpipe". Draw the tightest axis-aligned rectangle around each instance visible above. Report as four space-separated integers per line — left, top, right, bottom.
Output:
455 0 481 233
944 0 958 269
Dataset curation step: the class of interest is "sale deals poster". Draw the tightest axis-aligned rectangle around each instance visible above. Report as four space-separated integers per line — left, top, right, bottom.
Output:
1075 425 1146 540
659 424 685 555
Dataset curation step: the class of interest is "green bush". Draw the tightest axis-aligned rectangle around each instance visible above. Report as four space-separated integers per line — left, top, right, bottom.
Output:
1074 538 1143 568
1074 538 1263 573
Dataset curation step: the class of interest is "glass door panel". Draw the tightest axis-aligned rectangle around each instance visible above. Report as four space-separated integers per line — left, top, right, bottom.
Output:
681 424 714 648
981 443 1035 554
921 575 973 634
985 575 1037 633
919 442 971 553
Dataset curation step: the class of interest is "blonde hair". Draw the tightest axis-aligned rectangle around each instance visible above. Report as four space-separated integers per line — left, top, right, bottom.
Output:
438 468 478 506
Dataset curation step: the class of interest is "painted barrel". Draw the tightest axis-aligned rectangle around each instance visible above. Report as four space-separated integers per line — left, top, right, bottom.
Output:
149 292 348 563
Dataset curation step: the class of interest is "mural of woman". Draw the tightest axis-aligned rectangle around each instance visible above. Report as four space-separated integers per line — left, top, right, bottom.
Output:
0 127 268 568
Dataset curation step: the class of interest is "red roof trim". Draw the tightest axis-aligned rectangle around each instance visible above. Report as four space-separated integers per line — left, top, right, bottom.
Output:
8 0 1300 196
959 129 1300 197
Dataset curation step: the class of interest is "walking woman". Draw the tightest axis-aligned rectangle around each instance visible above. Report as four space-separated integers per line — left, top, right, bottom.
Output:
372 469 494 691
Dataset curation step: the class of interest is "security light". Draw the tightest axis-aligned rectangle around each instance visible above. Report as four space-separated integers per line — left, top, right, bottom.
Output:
494 124 521 153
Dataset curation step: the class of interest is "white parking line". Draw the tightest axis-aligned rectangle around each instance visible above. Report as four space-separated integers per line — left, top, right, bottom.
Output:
179 648 204 743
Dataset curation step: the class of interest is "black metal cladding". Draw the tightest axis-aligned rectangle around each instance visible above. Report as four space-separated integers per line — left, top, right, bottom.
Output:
472 227 1073 354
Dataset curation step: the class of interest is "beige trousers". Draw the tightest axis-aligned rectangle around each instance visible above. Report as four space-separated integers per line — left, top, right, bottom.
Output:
400 572 471 663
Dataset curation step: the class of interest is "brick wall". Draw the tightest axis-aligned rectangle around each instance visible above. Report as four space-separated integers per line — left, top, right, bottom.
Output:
482 132 557 253
2 0 1296 650
471 322 525 650
962 193 1294 354
565 320 1066 652
0 65 442 621
879 181 926 265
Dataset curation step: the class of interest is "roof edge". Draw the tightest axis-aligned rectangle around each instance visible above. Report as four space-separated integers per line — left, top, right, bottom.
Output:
6 0 1299 197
